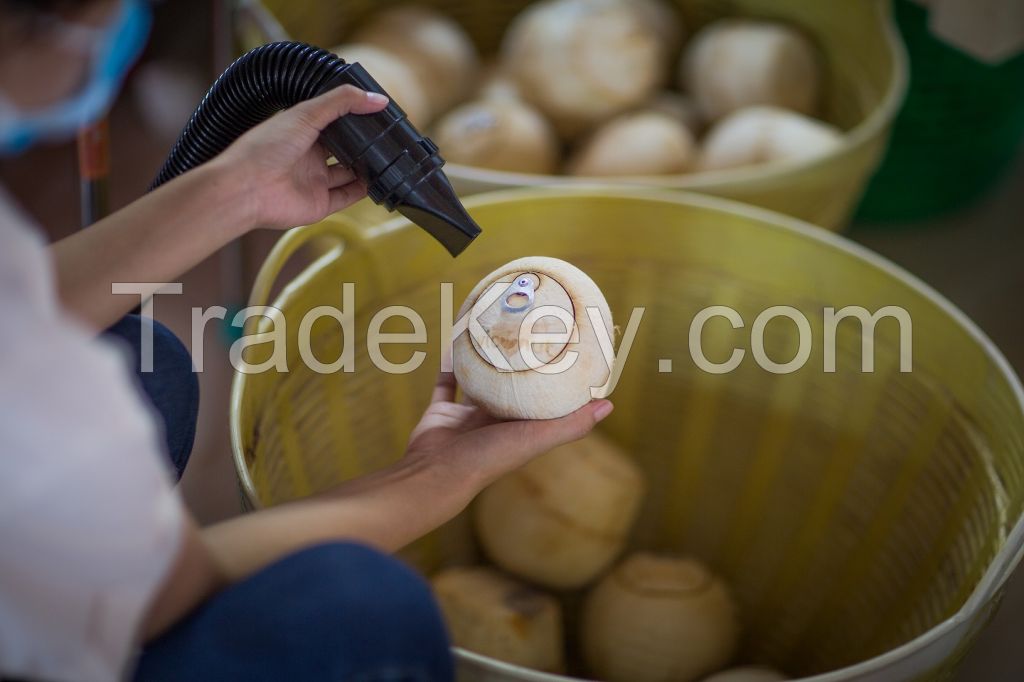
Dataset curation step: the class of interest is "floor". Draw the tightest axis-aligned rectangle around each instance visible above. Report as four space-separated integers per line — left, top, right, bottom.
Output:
1 9 1022 678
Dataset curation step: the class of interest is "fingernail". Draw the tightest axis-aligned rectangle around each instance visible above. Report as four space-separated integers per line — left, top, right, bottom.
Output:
593 400 614 421
366 92 388 105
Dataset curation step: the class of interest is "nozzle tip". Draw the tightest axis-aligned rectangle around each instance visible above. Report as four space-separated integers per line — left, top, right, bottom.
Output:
398 203 481 257
396 172 482 257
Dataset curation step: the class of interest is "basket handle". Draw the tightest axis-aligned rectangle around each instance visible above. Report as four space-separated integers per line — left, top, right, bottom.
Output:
244 215 364 336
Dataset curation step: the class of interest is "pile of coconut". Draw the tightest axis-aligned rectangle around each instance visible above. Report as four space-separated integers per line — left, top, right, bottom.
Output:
435 430 788 681
333 0 841 179
426 257 788 681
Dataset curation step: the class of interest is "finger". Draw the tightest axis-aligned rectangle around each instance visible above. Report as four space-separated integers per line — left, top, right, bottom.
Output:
292 85 389 131
463 406 500 432
513 400 614 455
467 399 615 477
418 402 478 433
326 163 356 188
432 370 457 404
327 182 368 213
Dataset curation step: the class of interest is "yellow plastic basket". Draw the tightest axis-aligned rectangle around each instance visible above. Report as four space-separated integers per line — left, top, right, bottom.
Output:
236 0 907 230
231 189 1024 681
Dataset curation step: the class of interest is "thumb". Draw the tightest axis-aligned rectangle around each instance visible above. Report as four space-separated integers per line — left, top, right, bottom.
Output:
469 400 615 482
291 84 389 131
519 400 615 455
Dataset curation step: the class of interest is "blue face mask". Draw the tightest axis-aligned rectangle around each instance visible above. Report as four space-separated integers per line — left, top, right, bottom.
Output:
0 0 152 154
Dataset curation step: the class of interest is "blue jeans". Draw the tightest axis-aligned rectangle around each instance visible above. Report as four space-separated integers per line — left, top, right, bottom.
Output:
107 317 454 681
106 314 198 480
133 542 454 681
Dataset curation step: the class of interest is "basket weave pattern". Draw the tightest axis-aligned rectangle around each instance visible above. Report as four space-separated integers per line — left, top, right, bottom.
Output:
231 191 1024 680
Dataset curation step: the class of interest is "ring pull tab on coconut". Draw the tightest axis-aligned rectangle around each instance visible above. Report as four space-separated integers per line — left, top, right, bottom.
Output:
454 256 614 421
501 276 537 313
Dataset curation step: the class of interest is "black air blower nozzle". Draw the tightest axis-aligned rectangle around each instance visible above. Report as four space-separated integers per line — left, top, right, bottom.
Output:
151 41 481 256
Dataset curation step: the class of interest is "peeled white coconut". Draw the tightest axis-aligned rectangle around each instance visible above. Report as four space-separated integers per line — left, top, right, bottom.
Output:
475 432 645 589
331 43 431 127
682 19 821 121
432 99 560 174
501 0 666 137
566 110 695 176
649 91 706 136
582 553 740 682
453 257 613 421
702 666 789 682
697 106 843 172
432 566 565 672
353 5 479 116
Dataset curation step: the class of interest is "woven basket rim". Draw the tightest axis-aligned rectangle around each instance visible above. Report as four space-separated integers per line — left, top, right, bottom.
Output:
230 186 1024 681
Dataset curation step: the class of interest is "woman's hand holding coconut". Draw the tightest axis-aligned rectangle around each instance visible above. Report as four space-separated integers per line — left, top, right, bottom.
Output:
402 370 615 521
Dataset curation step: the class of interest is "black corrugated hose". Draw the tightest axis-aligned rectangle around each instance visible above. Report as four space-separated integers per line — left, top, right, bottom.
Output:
150 42 351 190
149 40 482 256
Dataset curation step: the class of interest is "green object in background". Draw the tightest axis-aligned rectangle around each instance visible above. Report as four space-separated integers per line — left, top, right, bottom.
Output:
856 0 1024 223
221 304 245 345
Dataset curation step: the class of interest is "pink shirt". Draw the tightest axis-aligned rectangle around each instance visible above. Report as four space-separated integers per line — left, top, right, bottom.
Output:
0 191 184 681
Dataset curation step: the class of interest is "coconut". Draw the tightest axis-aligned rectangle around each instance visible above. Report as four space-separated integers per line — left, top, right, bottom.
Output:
501 0 666 137
475 432 645 589
353 5 479 116
432 566 565 672
696 106 843 172
566 110 695 176
582 553 740 682
453 257 613 421
432 99 560 174
702 666 789 682
681 19 821 121
330 43 431 127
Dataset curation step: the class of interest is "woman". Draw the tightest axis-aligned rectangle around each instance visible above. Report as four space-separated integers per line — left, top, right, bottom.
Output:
0 1 614 680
